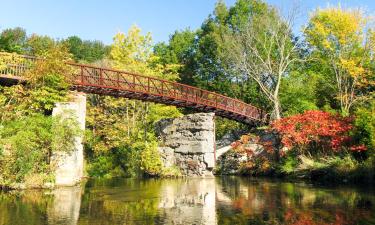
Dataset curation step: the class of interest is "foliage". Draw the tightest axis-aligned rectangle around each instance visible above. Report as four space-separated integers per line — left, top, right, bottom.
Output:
0 44 81 186
279 152 299 174
139 141 163 176
51 111 82 155
110 25 153 73
0 113 81 186
215 117 245 139
0 27 27 53
272 110 356 154
304 7 375 115
222 2 301 119
64 36 110 63
154 0 271 113
0 45 72 122
0 51 25 71
26 34 55 56
85 25 181 178
280 70 320 116
0 2 373 184
153 28 196 84
280 152 374 183
352 100 375 151
86 154 125 178
0 115 52 183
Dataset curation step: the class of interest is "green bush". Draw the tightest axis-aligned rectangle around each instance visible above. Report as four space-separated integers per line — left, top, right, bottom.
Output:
86 155 124 178
0 115 53 183
86 139 177 178
0 113 81 186
353 102 375 151
279 152 299 174
139 141 164 177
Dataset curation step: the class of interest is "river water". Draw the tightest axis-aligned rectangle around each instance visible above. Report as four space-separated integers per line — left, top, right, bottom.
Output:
0 177 374 225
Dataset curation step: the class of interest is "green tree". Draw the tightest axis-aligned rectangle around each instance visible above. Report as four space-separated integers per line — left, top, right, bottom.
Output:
26 34 55 56
0 27 27 53
154 28 196 84
222 2 302 119
64 36 109 62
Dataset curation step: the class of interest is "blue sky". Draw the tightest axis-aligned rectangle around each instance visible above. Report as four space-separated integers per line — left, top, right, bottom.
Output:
0 0 374 44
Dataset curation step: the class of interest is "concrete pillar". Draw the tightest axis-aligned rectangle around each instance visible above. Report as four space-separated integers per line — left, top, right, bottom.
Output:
52 92 86 186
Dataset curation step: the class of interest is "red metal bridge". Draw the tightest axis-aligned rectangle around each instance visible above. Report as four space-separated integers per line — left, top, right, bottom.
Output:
0 52 265 125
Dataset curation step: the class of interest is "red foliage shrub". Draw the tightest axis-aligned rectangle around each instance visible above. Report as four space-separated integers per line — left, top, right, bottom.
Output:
271 110 365 152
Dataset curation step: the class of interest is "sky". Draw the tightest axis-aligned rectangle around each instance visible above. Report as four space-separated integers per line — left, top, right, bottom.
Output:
0 0 374 45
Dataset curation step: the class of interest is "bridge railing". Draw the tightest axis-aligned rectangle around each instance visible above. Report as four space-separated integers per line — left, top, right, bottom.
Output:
68 63 263 121
0 52 264 122
0 52 39 77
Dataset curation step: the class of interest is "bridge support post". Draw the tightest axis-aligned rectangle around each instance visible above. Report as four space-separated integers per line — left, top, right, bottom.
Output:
52 92 86 186
155 113 216 176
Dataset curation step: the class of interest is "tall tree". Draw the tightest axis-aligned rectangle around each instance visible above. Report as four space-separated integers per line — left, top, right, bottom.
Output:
0 27 27 53
222 3 302 119
304 6 375 116
26 34 55 56
154 28 196 84
110 25 152 73
64 36 109 63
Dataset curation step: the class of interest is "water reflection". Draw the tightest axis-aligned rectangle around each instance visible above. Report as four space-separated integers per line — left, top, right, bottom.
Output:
47 186 82 225
216 177 375 225
0 177 374 225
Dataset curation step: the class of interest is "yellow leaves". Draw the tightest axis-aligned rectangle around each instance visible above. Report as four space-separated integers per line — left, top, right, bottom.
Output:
86 24 183 156
339 58 373 87
109 25 180 82
305 5 372 85
340 58 365 78
24 44 73 86
305 6 365 50
110 25 152 72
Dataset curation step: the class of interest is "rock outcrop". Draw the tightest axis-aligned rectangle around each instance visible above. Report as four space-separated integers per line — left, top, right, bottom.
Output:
215 130 280 175
155 113 215 176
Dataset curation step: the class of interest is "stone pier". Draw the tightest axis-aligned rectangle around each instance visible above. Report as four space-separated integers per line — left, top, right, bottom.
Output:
155 113 216 176
52 92 86 186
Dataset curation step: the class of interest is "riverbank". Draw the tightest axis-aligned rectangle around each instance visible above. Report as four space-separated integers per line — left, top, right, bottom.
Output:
215 146 375 185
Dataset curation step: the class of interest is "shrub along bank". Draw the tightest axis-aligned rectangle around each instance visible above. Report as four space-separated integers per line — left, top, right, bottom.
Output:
216 110 375 184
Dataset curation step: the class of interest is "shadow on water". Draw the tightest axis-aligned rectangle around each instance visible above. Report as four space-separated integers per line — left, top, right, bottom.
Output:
0 177 374 225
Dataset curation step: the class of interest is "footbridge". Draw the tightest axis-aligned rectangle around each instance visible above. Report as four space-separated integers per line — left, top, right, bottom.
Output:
0 52 265 125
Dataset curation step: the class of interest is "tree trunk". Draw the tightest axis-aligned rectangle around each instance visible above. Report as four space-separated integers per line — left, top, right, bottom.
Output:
273 99 281 120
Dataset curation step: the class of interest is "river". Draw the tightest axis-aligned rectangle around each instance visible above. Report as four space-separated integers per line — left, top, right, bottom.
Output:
0 177 374 225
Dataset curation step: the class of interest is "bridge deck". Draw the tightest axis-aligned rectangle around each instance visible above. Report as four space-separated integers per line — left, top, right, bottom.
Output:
0 52 265 125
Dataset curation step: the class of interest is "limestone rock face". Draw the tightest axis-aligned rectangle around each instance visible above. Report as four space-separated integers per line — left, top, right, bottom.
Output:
155 113 215 176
